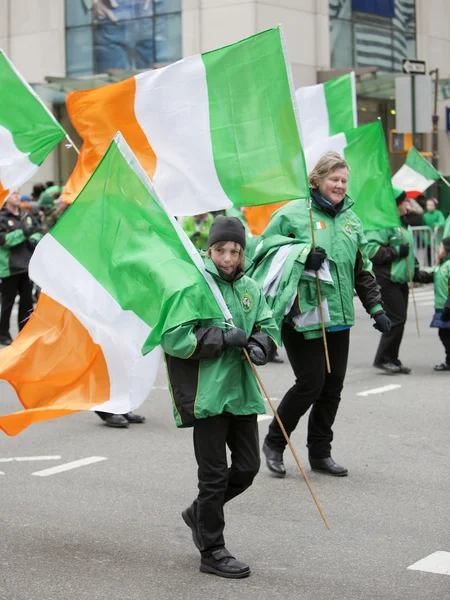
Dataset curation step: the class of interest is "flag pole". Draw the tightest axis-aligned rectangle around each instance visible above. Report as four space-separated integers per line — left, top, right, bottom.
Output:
401 231 420 337
308 199 331 373
439 174 450 189
242 347 331 530
65 134 81 155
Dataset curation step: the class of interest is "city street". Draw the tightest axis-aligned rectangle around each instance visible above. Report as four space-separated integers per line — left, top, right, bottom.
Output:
0 287 449 600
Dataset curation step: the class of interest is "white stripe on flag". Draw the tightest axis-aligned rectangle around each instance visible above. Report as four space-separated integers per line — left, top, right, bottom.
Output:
304 132 347 172
293 299 330 328
29 234 161 415
391 164 435 193
295 83 329 148
0 124 37 190
134 56 233 216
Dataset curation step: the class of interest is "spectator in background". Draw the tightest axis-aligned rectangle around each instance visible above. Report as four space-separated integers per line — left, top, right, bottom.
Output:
183 213 214 251
403 194 424 227
423 198 446 265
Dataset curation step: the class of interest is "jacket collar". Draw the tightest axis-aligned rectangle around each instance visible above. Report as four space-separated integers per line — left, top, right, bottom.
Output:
310 188 353 217
204 256 248 283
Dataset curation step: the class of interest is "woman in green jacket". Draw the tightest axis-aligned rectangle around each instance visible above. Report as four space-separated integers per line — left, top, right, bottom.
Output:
258 152 390 478
161 216 278 579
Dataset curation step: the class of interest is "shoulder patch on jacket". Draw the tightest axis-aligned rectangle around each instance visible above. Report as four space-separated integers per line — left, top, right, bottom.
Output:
241 290 253 313
343 220 354 236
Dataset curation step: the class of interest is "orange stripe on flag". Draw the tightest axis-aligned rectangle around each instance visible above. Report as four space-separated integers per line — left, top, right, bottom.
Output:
0 182 8 209
62 77 156 204
0 293 110 436
244 202 288 236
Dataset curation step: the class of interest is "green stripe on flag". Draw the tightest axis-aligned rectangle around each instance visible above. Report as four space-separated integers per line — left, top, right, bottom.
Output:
324 73 355 136
0 51 65 165
345 122 400 231
405 147 440 181
202 27 308 207
50 138 226 353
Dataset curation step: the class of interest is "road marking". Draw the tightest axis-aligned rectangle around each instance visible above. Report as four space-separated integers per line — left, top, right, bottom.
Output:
357 384 401 397
0 456 62 463
32 456 107 477
408 551 450 575
415 301 435 307
0 471 4 475
257 415 272 422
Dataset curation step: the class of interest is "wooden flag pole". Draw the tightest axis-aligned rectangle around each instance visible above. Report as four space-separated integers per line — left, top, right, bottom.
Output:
439 174 450 189
401 231 420 338
65 134 81 155
308 200 331 373
243 347 331 530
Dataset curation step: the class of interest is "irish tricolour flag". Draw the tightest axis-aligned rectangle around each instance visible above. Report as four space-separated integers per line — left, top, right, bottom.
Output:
392 147 441 197
0 50 66 207
62 27 308 214
0 133 231 436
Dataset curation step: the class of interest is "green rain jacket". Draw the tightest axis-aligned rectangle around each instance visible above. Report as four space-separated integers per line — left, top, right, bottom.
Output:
0 208 42 278
161 258 278 427
433 256 450 310
257 191 382 337
365 222 415 285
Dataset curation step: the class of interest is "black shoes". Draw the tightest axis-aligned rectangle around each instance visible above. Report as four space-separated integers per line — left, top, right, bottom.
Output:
103 414 129 428
395 361 411 374
200 548 250 579
262 439 286 477
182 505 201 551
434 363 450 371
0 335 13 347
309 457 348 477
123 411 146 424
374 361 400 374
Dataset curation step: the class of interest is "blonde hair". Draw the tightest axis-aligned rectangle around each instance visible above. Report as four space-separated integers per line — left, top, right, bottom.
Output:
308 152 349 189
206 241 245 269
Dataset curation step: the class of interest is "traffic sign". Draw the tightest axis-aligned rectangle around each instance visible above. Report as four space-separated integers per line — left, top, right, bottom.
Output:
402 59 426 75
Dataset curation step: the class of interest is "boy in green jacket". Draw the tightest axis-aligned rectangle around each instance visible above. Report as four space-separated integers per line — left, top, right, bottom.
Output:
161 216 278 579
430 237 450 370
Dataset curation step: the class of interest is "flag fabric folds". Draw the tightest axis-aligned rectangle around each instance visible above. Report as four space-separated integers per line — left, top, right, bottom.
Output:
304 121 400 231
391 147 441 197
62 27 308 215
0 50 66 207
0 133 231 436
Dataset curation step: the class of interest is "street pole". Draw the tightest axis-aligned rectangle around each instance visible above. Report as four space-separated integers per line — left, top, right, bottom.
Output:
411 74 416 144
429 68 439 197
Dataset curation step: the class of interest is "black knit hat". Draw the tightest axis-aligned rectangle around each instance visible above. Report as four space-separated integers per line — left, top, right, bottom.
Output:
208 216 246 250
443 237 450 253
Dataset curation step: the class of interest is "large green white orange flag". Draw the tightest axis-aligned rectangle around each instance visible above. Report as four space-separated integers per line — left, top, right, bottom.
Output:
304 121 400 232
62 27 308 213
0 133 231 436
0 50 66 207
392 147 441 196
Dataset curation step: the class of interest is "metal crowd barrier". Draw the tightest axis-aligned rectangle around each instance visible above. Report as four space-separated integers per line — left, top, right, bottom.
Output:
411 225 444 268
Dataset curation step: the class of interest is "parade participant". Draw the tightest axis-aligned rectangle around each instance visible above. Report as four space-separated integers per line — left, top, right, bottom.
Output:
255 152 389 478
161 216 278 579
0 191 42 346
366 188 431 374
182 212 214 251
430 237 450 371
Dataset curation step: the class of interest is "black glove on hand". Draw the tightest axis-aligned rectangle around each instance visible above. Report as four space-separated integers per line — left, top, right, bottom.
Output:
247 343 267 366
442 306 450 322
398 244 410 259
373 311 391 333
223 327 248 348
305 246 326 271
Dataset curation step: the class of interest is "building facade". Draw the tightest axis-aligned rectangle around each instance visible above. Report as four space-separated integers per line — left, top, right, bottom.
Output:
1 0 450 189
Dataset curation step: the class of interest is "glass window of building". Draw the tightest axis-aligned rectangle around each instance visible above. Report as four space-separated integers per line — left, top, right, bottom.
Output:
329 0 416 73
65 0 182 77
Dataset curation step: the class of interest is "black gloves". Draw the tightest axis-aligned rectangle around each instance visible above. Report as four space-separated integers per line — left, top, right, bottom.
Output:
247 343 267 366
305 246 326 271
398 244 410 259
372 311 391 333
442 306 450 322
223 327 247 348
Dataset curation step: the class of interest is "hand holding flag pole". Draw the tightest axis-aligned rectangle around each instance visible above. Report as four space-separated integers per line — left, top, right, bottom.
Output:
308 199 331 373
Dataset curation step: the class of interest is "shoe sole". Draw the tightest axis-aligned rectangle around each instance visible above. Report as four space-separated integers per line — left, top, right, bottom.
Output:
200 564 251 578
181 510 201 551
310 467 348 477
104 422 128 428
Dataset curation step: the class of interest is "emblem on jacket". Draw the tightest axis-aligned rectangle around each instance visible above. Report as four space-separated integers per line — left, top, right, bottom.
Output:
241 291 253 313
343 221 353 235
7 220 14 227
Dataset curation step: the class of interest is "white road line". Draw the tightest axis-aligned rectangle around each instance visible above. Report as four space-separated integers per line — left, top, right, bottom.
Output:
32 456 107 477
0 471 5 475
357 384 402 397
415 301 435 307
0 456 62 463
408 551 450 575
257 415 272 422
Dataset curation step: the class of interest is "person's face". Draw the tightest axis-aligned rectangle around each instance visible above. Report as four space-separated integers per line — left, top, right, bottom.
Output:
397 199 409 217
5 191 21 211
426 200 435 212
210 241 241 274
318 168 348 206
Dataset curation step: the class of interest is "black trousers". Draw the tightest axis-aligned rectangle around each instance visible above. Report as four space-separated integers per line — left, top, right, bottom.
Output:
266 325 350 459
374 282 409 365
192 413 260 556
438 329 450 365
0 273 33 338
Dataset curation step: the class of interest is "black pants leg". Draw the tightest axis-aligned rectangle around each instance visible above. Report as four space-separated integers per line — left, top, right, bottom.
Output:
193 413 259 556
16 273 33 331
0 275 20 338
374 283 409 365
438 329 450 365
266 325 349 458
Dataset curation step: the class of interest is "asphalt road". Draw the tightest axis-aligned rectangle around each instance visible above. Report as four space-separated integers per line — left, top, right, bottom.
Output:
0 286 449 600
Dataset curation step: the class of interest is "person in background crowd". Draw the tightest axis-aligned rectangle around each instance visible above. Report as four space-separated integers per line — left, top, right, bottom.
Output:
423 198 446 265
402 194 424 227
37 186 67 235
256 152 390 479
442 212 450 240
429 237 450 371
183 213 214 251
366 188 431 374
31 183 46 203
0 191 42 346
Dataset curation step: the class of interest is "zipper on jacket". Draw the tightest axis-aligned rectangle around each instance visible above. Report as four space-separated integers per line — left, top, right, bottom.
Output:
335 264 347 324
